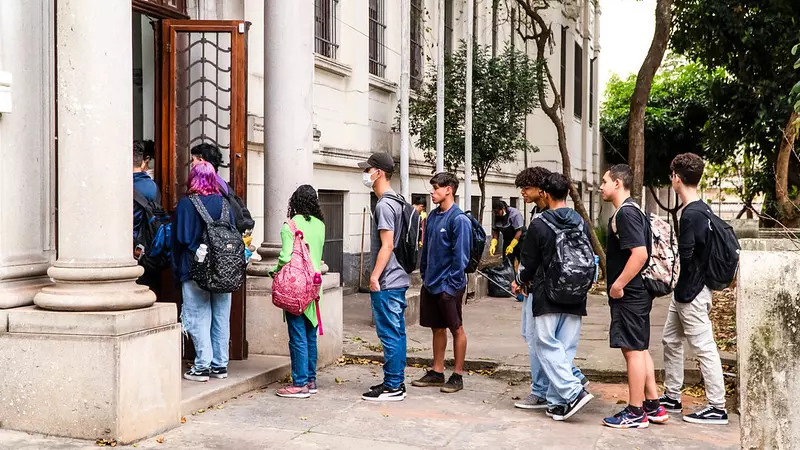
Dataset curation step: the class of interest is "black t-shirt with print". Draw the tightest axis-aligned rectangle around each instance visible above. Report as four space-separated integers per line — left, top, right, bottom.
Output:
606 198 650 301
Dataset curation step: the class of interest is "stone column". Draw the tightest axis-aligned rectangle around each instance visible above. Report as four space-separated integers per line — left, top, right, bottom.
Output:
249 0 314 273
33 0 154 311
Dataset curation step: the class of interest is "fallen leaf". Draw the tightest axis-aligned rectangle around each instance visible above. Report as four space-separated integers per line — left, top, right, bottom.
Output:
335 377 344 384
197 409 205 413
482 400 490 404
300 416 308 421
511 396 521 400
180 416 186 424
616 400 627 405
156 436 165 444
382 412 389 417
132 445 138 448
111 443 117 448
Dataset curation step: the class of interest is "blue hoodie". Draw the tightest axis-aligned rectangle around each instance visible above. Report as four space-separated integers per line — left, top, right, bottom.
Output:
133 172 158 236
420 204 472 296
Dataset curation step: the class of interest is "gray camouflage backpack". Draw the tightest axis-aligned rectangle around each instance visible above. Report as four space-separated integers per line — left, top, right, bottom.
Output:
540 216 595 306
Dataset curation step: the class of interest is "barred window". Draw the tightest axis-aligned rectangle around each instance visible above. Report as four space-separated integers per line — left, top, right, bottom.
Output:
369 0 386 77
560 26 567 109
315 0 338 59
411 0 424 90
574 41 583 119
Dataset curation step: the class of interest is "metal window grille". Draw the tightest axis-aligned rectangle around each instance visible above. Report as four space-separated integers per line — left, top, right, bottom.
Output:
369 0 386 77
410 0 424 90
560 26 567 109
574 41 583 119
589 57 596 125
315 0 338 59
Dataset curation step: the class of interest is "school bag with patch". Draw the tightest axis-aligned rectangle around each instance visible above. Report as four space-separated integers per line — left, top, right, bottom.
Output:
133 188 171 272
612 203 679 298
540 216 596 305
699 207 740 290
188 195 247 293
383 193 422 274
272 220 324 323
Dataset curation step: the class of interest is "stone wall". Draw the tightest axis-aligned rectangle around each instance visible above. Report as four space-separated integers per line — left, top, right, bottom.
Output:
737 239 800 449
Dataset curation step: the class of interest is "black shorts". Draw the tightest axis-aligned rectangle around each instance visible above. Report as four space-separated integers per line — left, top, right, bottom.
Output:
420 286 465 331
609 295 653 351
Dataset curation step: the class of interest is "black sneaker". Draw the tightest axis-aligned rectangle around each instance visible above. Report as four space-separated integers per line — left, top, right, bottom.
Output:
183 367 210 382
546 405 566 418
370 382 407 398
362 383 405 402
658 394 683 413
683 405 729 425
210 367 228 379
440 373 464 393
553 388 594 421
411 370 445 387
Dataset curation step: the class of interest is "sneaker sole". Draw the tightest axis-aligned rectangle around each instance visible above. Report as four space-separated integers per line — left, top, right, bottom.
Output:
440 386 463 393
648 415 670 424
276 392 311 399
411 381 444 387
183 375 209 382
309 389 318 394
514 403 549 410
661 405 682 414
361 394 405 402
682 416 728 425
558 393 594 421
602 420 650 429
209 374 228 379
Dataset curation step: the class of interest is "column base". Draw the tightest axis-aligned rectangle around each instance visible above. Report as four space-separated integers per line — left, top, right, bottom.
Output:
0 276 52 309
34 264 155 311
248 241 282 276
0 303 181 444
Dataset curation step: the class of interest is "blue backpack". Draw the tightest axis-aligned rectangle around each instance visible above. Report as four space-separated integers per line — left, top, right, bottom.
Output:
133 188 172 272
453 211 487 273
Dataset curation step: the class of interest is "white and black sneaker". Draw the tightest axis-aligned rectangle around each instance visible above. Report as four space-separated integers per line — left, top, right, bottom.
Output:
210 367 228 379
183 367 210 382
683 405 729 425
546 404 566 418
658 394 683 413
362 383 405 402
553 388 594 421
369 382 407 398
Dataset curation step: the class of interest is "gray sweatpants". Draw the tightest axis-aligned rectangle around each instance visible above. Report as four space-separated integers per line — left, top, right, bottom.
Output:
662 286 726 409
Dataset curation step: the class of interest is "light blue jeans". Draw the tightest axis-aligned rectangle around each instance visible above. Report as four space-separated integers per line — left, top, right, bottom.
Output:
181 280 232 371
286 312 318 387
521 294 585 398
371 288 408 389
532 312 584 406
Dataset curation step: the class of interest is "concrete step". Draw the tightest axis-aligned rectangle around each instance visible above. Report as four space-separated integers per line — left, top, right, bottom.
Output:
180 354 291 416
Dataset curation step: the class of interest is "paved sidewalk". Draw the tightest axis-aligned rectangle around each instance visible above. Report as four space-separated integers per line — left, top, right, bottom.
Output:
0 363 740 449
344 292 734 383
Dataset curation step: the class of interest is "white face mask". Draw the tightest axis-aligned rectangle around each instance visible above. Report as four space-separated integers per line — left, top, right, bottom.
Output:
362 171 376 189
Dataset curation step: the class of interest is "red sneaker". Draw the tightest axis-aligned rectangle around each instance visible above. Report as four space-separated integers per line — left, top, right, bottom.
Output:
645 404 670 424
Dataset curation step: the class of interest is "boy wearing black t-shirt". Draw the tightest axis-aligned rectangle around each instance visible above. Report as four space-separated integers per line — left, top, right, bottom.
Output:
600 165 668 428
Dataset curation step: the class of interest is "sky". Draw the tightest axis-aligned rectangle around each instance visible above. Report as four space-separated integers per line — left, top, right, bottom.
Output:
598 0 657 100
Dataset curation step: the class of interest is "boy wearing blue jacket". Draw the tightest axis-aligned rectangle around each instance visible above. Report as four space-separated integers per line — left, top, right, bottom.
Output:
412 172 473 393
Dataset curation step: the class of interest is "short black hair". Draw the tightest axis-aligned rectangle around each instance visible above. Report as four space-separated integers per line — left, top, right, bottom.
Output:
607 164 633 191
191 142 226 171
670 153 705 186
515 166 552 188
133 141 146 167
430 172 459 194
543 173 571 201
492 199 507 211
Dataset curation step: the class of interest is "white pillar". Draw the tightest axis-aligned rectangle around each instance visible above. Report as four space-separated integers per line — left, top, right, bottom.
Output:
251 0 314 271
435 0 445 173
463 0 474 211
34 0 154 311
399 0 411 199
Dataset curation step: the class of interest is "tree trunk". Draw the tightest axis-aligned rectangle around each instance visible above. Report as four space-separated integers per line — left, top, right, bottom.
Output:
477 175 487 224
775 111 800 222
648 185 682 237
628 0 673 204
491 0 500 57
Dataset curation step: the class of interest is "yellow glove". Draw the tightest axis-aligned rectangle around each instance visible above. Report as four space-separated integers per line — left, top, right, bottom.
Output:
505 239 519 255
243 234 253 248
489 238 498 255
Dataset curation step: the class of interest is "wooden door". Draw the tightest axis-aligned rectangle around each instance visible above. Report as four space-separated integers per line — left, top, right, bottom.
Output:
159 20 249 360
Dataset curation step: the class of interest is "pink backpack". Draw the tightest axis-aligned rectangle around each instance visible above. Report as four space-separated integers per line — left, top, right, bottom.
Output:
272 220 323 331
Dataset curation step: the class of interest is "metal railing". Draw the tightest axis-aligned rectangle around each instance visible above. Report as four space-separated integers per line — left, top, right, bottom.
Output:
315 0 338 59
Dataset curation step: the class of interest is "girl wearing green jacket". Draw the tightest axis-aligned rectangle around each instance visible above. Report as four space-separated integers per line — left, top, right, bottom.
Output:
270 185 326 399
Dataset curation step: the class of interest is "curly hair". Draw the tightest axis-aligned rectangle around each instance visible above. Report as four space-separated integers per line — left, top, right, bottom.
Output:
515 166 552 188
191 142 226 171
670 153 705 186
288 184 324 223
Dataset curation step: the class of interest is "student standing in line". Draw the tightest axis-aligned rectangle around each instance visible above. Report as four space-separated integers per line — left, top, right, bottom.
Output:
512 167 588 410
412 172 472 394
516 173 594 421
600 164 668 428
359 153 410 402
659 153 729 425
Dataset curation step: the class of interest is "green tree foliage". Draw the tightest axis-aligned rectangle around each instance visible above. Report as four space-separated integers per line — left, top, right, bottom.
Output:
601 59 725 187
406 42 542 219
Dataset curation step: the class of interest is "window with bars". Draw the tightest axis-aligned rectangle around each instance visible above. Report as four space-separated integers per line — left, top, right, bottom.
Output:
369 0 387 77
574 41 583 119
589 57 596 125
315 0 338 59
560 26 567 109
411 0 424 90
444 0 454 55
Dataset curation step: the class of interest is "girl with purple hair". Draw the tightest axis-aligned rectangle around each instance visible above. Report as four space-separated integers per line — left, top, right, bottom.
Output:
172 161 236 382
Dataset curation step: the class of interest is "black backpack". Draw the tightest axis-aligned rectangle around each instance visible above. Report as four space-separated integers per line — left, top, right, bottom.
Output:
188 195 247 293
540 216 595 305
221 180 255 234
700 207 740 290
133 188 171 272
461 211 487 273
384 193 421 274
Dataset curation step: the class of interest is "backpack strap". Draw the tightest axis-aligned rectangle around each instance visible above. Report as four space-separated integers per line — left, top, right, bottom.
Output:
220 196 232 223
611 202 644 235
133 186 161 209
539 215 560 234
189 194 215 225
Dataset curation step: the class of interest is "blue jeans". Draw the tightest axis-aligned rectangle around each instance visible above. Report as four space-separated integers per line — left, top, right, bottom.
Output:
181 280 232 371
286 312 318 386
371 288 407 389
522 294 585 397
532 312 583 406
